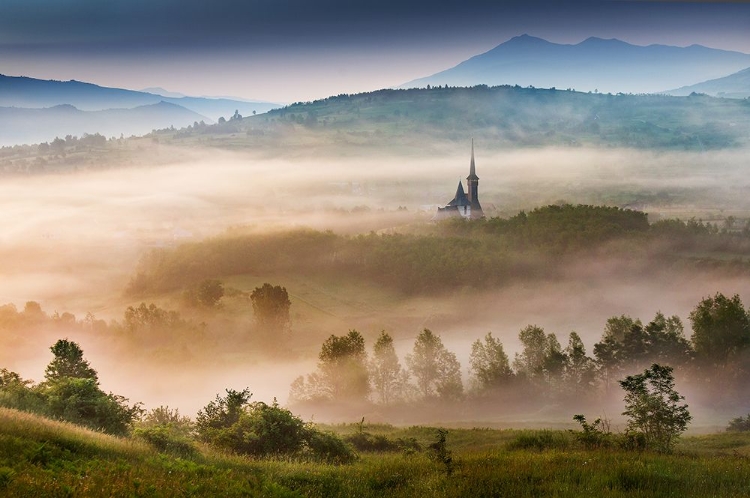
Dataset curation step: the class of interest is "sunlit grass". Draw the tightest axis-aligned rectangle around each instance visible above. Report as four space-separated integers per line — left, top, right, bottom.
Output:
3 407 750 497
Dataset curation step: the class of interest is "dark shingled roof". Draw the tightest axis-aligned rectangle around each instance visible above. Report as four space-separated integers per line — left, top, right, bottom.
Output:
446 181 470 207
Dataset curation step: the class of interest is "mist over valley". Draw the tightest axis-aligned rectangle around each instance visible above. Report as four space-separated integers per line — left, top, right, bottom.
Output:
2 6 750 493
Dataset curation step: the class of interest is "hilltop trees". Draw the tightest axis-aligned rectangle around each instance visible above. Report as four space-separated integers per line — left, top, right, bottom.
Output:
44 339 98 383
251 283 291 334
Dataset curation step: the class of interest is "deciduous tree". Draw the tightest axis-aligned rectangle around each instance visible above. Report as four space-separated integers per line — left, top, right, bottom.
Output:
469 332 513 392
369 331 404 404
406 329 462 400
619 364 691 453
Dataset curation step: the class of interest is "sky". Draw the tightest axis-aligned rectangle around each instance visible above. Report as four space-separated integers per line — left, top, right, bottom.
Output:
0 0 749 103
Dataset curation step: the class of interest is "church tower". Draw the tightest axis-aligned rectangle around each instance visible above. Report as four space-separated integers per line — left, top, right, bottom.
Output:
466 139 484 219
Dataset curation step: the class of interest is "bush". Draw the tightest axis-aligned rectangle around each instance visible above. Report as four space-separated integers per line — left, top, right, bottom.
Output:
135 406 196 457
196 389 354 463
726 414 750 432
134 426 197 457
572 414 614 449
343 432 400 452
0 369 45 413
41 377 143 436
304 429 356 464
428 429 454 476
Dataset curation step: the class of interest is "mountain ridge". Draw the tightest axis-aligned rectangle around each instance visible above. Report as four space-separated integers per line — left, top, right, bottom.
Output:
0 74 281 120
0 101 209 146
400 35 750 95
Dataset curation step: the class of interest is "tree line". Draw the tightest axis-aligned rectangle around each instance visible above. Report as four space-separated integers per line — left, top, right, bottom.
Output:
126 205 750 297
290 292 750 408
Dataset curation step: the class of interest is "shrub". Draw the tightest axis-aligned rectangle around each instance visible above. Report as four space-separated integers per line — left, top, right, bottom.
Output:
41 377 143 436
428 428 454 476
726 414 750 432
196 389 354 463
572 414 614 449
134 426 197 457
304 429 356 464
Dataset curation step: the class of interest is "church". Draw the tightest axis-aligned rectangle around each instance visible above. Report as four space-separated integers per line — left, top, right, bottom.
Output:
435 141 485 220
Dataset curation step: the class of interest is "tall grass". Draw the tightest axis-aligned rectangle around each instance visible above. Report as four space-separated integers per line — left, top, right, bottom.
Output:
3 407 750 497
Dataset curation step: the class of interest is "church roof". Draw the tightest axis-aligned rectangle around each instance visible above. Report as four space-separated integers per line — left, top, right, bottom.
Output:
446 181 470 207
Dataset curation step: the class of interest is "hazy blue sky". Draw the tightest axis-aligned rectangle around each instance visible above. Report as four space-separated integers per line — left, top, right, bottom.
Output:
1 0 749 102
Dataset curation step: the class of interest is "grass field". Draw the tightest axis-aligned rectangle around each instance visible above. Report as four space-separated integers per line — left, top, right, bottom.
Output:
3 407 750 497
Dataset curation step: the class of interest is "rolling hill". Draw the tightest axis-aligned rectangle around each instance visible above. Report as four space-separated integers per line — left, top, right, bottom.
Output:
401 35 750 96
666 67 750 99
154 86 750 153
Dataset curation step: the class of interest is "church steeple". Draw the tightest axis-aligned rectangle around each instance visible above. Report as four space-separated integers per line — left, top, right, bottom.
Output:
467 139 479 181
465 140 484 218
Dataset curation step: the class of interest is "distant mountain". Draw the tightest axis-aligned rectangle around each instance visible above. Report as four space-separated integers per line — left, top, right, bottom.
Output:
0 74 281 120
0 101 208 146
400 35 750 95
140 87 188 98
664 67 750 99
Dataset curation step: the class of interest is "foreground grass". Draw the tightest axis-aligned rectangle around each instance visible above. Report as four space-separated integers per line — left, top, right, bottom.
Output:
3 408 750 497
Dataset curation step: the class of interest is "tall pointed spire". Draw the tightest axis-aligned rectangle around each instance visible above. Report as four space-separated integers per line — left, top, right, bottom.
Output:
467 138 479 181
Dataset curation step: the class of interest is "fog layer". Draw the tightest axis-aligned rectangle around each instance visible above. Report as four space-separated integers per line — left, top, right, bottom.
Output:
2 145 750 424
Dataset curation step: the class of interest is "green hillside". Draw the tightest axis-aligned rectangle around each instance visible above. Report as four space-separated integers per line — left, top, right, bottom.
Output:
154 86 750 153
3 407 750 497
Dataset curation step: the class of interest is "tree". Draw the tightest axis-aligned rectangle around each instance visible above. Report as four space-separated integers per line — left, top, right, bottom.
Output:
603 315 640 343
513 325 547 381
645 312 692 365
564 332 595 393
621 323 649 368
619 364 691 453
318 330 370 401
689 293 750 365
543 333 568 389
406 329 463 400
40 339 141 435
123 303 187 334
250 283 291 333
469 332 513 392
369 331 405 404
184 279 224 308
44 339 98 383
594 316 641 392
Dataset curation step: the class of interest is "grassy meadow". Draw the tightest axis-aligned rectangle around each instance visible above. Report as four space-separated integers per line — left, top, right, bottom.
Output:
2 407 750 497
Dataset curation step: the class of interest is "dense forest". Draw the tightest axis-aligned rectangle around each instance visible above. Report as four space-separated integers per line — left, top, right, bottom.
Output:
126 204 750 296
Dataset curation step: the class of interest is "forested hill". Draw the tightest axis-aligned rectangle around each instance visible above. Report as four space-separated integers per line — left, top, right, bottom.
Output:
153 85 750 152
127 205 750 297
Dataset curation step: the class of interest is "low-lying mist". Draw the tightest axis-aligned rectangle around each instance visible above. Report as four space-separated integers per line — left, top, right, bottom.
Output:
2 144 750 427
